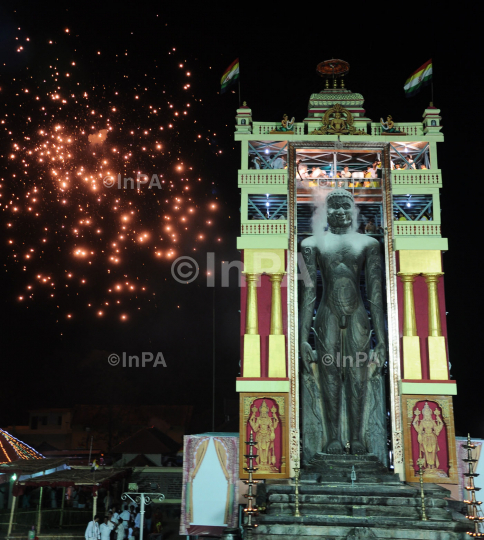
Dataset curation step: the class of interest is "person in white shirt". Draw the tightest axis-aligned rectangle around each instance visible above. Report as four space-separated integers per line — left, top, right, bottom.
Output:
134 510 141 529
85 515 101 540
100 517 113 540
310 167 322 178
119 508 130 528
116 521 126 540
111 507 120 526
272 156 286 169
341 166 352 178
407 155 416 169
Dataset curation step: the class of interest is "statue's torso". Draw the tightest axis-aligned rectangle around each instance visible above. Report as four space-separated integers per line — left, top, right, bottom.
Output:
317 232 367 318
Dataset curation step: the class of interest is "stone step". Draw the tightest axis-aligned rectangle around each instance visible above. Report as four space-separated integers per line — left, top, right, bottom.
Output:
266 483 450 500
266 502 450 520
256 514 470 532
302 473 402 484
268 493 448 508
254 523 470 540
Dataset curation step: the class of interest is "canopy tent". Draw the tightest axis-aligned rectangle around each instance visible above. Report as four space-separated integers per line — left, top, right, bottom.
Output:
0 429 44 464
13 467 131 495
0 457 68 478
3 467 131 537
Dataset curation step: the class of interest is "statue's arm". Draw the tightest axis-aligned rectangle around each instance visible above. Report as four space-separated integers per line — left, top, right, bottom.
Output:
299 244 317 346
435 415 444 435
365 241 387 349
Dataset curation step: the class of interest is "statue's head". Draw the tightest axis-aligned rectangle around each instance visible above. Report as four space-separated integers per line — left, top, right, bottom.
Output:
335 112 341 119
259 400 269 417
326 189 354 231
422 402 434 420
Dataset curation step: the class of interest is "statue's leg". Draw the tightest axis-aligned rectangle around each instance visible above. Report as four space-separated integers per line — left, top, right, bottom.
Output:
345 310 371 454
301 363 325 464
315 311 344 454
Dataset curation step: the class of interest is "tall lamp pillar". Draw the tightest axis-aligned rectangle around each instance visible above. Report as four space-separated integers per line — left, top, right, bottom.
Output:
243 273 261 377
398 273 422 379
424 273 448 380
268 273 286 378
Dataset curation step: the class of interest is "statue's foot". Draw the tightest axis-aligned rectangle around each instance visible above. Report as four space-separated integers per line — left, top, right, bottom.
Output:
324 439 344 454
351 440 367 455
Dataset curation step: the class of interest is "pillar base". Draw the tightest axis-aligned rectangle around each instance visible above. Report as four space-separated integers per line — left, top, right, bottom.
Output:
402 336 422 379
268 334 286 378
428 336 448 379
243 334 261 377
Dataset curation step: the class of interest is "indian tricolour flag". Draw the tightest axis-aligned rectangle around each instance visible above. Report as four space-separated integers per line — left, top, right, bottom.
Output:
220 58 239 94
404 60 433 98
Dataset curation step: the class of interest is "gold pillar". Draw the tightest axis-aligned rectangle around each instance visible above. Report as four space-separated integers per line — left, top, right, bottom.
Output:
424 273 448 380
268 273 286 378
398 273 422 379
425 273 443 337
243 273 261 377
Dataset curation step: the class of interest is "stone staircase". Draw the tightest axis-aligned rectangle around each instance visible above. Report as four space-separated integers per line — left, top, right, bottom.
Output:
254 454 471 540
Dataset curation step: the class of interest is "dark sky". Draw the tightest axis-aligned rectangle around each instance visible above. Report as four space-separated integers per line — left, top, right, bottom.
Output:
0 3 482 438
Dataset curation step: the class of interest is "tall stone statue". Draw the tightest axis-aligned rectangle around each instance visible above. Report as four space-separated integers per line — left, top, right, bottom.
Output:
299 189 387 464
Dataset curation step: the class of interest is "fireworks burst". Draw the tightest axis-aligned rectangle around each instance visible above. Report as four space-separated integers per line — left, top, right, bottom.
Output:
1 29 220 322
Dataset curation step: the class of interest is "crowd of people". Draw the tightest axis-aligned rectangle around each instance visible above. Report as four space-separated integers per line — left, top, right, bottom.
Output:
85 496 163 540
251 154 286 169
396 211 432 221
296 162 382 189
249 154 429 177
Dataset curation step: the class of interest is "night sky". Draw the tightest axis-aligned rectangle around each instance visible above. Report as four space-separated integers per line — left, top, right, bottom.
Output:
1 3 482 438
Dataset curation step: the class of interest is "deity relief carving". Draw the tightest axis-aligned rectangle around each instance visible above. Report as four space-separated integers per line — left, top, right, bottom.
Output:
412 402 445 477
240 393 289 478
311 104 366 135
402 395 458 484
249 400 279 472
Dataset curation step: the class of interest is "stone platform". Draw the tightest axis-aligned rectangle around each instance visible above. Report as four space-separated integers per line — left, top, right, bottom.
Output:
254 454 470 540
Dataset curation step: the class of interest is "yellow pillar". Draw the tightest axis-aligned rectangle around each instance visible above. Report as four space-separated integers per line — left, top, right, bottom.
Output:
424 273 448 380
243 273 261 377
268 273 286 378
398 273 422 379
37 486 43 535
7 494 17 538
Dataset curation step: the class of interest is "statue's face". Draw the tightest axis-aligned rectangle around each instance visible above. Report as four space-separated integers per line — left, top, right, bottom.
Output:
327 195 353 229
335 113 341 119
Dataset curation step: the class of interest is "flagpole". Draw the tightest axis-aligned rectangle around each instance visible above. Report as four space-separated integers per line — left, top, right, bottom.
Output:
238 68 241 108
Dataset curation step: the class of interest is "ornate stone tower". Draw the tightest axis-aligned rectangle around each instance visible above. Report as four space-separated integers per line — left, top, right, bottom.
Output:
234 60 458 495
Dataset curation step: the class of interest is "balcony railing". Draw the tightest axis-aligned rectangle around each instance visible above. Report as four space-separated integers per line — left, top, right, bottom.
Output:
238 170 287 186
252 122 305 135
393 223 441 236
370 123 424 136
241 222 287 235
392 170 442 186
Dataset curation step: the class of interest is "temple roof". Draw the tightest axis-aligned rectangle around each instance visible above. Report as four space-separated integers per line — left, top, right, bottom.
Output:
309 89 364 108
0 429 44 464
